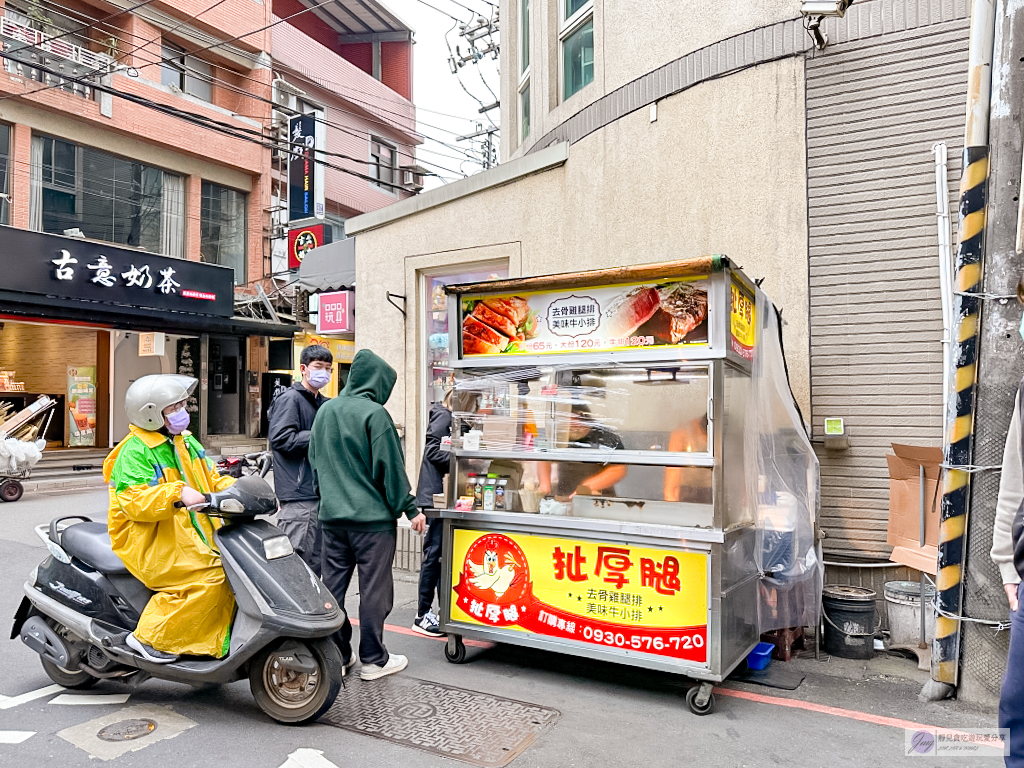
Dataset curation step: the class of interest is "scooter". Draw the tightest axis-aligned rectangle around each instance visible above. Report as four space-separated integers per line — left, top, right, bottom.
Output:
10 476 345 725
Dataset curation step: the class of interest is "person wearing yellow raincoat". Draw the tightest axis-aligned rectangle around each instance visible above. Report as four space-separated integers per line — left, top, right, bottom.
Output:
103 374 236 663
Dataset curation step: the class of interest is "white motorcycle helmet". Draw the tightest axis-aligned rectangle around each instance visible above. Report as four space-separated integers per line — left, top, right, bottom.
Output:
125 374 197 431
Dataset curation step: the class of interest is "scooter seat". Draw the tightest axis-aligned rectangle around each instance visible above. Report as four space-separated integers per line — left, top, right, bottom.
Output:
60 523 129 575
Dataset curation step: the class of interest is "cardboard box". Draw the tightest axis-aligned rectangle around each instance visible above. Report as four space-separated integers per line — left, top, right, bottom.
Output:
886 443 943 574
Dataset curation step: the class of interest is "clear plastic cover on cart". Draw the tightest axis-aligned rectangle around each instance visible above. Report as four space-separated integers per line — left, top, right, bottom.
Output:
744 295 822 633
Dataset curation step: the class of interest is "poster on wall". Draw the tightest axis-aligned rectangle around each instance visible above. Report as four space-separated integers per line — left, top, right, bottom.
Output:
449 528 709 663
459 278 709 357
67 366 96 446
176 339 202 434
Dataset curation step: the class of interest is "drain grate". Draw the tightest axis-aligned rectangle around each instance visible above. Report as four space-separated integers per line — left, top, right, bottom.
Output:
321 676 559 767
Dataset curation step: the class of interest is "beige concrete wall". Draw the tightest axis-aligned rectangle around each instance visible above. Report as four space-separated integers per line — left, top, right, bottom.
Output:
356 57 809 476
503 0 800 159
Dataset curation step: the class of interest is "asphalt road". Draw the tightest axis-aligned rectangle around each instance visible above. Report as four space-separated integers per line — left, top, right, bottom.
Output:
0 488 1004 767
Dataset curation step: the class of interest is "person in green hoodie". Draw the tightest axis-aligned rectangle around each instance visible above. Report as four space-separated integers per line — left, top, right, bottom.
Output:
308 349 426 681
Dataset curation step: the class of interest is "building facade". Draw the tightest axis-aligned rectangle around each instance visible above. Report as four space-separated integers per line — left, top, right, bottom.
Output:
0 0 417 453
345 0 977 690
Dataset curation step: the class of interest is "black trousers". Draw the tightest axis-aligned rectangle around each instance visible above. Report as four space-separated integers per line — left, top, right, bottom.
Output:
1001 582 1024 767
321 526 396 666
417 518 443 617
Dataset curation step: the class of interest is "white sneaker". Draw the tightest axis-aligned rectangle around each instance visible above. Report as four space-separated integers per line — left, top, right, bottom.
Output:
359 653 408 681
126 632 178 664
342 654 357 677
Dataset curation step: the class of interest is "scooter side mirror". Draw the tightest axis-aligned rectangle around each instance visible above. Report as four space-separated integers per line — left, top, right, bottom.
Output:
206 475 278 517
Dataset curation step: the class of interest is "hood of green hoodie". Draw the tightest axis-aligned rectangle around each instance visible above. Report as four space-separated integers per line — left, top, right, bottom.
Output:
342 349 397 405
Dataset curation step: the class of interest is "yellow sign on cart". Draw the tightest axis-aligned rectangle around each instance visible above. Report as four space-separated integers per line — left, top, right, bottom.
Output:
730 279 755 360
449 528 709 662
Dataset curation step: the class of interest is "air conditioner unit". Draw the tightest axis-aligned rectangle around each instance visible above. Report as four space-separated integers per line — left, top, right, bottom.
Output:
403 170 424 191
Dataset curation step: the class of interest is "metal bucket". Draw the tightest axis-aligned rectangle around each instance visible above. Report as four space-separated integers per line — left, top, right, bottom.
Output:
884 580 936 647
822 585 877 659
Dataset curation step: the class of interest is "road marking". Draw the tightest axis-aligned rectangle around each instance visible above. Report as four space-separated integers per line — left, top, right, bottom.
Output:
714 687 996 743
351 618 492 648
0 684 65 710
51 693 131 706
278 748 341 768
0 731 35 744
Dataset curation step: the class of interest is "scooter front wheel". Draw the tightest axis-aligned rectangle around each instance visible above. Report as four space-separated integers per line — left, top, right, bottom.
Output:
249 638 342 725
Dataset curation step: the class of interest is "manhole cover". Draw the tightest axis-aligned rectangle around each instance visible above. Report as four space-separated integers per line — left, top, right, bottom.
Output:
322 677 559 767
97 719 157 742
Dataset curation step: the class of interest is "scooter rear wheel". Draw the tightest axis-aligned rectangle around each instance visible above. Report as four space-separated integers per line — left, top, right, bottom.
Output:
41 656 97 689
249 638 342 725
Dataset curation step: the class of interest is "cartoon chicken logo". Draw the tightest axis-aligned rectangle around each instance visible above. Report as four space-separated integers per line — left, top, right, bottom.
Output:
468 548 521 598
458 533 530 608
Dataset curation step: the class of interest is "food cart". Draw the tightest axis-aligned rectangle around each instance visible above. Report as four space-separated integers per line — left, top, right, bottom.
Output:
434 256 820 715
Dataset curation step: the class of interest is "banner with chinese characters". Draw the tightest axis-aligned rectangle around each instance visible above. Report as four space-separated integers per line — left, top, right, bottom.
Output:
0 227 233 317
729 278 755 361
449 528 709 663
67 366 96 446
460 278 709 357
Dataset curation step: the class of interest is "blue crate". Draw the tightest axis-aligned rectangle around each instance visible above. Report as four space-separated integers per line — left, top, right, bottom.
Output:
746 642 774 671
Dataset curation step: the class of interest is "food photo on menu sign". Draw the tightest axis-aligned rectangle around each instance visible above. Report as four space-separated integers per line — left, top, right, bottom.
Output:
460 279 709 356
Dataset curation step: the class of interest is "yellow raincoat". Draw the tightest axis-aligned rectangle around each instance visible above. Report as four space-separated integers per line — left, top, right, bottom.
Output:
103 425 236 657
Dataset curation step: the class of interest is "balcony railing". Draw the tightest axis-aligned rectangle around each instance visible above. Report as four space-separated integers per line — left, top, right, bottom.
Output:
0 17 114 99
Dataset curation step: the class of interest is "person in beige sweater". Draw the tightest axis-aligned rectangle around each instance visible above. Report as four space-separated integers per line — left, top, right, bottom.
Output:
992 275 1024 768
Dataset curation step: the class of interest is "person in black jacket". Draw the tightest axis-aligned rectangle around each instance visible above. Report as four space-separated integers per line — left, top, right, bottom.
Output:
412 386 454 636
267 344 332 575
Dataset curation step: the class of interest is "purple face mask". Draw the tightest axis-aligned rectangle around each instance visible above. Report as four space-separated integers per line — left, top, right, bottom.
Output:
166 408 191 435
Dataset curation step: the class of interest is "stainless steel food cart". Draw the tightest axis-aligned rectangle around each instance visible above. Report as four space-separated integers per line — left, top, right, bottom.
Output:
433 256 819 715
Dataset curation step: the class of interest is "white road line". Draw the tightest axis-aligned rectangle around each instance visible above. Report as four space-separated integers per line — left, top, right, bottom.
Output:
0 685 65 710
51 693 131 706
278 748 341 768
0 731 35 744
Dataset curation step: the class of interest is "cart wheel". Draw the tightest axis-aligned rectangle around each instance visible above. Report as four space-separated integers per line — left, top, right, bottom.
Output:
685 684 715 716
0 479 23 502
444 635 467 664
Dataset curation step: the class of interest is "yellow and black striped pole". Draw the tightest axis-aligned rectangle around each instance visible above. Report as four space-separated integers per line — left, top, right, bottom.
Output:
929 0 995 692
932 147 987 687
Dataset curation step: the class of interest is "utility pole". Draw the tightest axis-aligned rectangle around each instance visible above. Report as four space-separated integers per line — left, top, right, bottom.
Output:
925 0 997 701
951 0 1024 705
456 123 499 170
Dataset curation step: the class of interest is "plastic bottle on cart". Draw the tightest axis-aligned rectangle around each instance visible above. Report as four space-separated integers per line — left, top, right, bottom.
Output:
495 476 508 510
483 474 497 511
466 473 477 500
473 476 483 509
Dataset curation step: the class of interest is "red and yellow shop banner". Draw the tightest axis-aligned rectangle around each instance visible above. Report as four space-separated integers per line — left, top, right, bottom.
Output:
449 529 709 663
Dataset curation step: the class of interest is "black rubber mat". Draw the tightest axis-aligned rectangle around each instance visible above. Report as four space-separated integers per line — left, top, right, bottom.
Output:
321 676 560 767
727 665 806 690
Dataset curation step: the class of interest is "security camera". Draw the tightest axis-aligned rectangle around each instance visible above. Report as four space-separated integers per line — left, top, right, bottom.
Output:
800 0 853 16
800 0 853 49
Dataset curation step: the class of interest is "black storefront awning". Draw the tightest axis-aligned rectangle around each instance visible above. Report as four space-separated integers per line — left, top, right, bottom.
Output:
297 237 356 292
0 289 298 337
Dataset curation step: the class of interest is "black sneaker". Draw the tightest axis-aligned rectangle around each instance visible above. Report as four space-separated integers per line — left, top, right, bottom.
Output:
126 633 179 664
411 611 444 637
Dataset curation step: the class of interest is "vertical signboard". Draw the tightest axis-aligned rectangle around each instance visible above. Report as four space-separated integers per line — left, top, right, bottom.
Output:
729 278 755 361
287 223 330 270
288 113 325 223
67 366 96 446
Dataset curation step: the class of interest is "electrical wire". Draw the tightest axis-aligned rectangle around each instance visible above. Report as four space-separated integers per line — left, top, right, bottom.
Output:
410 0 463 23
0 1 486 171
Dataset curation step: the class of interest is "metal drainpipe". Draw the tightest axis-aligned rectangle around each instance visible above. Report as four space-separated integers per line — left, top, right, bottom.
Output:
928 0 997 696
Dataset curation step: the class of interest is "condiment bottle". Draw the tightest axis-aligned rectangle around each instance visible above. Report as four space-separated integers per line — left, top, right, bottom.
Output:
483 474 497 511
495 476 508 510
466 472 477 499
473 476 483 509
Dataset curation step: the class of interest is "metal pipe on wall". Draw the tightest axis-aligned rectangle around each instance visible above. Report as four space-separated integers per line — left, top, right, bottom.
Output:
933 142 954 416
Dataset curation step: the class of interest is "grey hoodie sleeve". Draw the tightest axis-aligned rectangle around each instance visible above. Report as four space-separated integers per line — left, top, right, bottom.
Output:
992 395 1023 585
